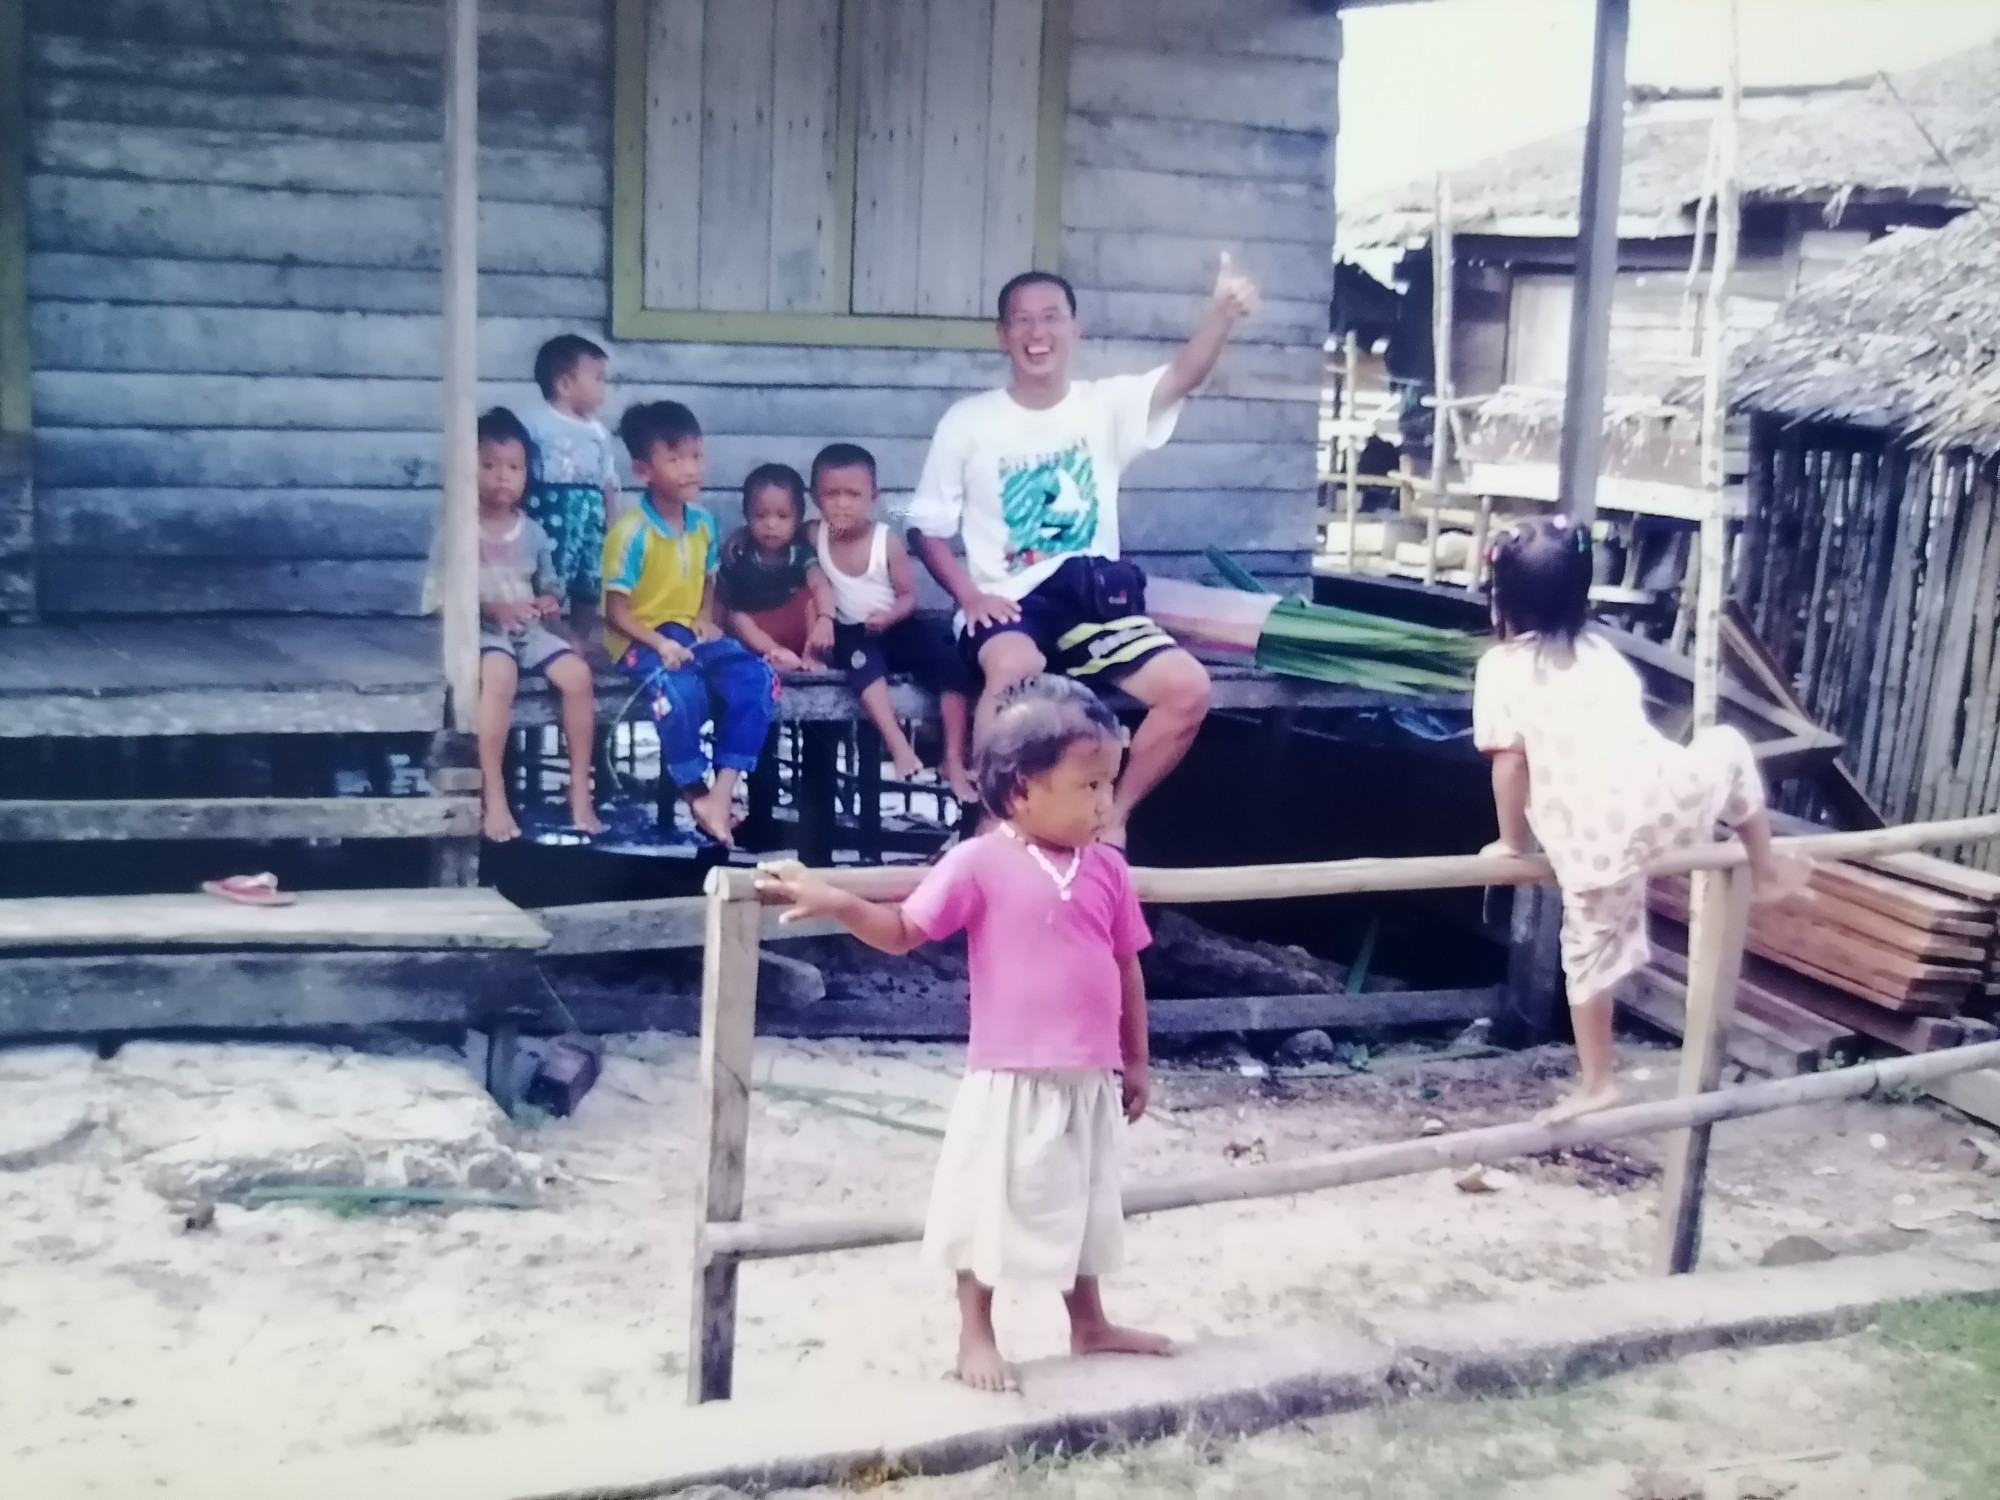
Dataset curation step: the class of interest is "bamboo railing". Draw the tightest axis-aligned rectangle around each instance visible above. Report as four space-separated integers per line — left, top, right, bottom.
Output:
684 812 2000 1404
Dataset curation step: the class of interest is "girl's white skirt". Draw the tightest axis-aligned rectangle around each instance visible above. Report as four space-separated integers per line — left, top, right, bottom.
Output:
922 1068 1126 1290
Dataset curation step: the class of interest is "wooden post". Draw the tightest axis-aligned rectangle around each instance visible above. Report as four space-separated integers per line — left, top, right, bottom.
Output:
1426 175 1454 587
798 723 839 866
1654 864 1753 1273
1498 882 1564 1048
438 0 482 736
687 869 763 1403
1341 330 1361 573
1556 0 1630 528
1690 0 1741 732
856 724 883 864
1656 0 1744 1278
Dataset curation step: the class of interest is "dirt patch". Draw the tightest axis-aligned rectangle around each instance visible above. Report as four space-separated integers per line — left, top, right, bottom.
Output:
0 1035 1994 1491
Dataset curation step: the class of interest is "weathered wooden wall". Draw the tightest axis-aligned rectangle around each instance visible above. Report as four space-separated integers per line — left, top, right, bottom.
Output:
21 0 1335 617
1740 424 2000 865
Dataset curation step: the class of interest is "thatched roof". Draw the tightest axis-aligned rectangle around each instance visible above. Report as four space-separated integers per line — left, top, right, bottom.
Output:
1728 211 2000 454
1341 39 2000 249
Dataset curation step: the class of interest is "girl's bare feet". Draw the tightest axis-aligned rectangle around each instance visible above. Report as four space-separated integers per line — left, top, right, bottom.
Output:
568 796 605 836
482 798 521 842
685 785 739 846
1064 1276 1172 1362
955 1327 1018 1393
891 752 926 782
1537 1083 1620 1124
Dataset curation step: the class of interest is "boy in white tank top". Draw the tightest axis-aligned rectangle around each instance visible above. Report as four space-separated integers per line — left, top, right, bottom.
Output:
811 443 976 805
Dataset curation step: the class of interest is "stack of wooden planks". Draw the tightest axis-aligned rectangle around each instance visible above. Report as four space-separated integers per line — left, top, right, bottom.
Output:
1627 852 2000 1075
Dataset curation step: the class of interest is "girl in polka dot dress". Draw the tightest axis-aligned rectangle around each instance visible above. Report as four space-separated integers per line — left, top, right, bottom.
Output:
1473 517 1809 1122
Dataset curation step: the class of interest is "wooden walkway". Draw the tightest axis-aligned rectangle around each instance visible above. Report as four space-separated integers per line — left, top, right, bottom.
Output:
0 617 1448 739
0 888 549 951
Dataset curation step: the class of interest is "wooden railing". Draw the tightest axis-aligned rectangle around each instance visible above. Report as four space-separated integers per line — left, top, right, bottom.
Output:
683 813 2000 1404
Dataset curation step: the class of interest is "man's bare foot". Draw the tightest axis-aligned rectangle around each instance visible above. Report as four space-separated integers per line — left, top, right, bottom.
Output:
685 786 738 846
1537 1084 1620 1124
1753 852 1815 906
482 800 521 842
568 797 605 835
1071 1322 1174 1359
954 1329 1017 1393
891 754 925 782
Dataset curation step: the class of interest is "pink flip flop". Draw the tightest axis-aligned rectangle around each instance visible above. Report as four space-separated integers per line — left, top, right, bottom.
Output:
200 873 298 908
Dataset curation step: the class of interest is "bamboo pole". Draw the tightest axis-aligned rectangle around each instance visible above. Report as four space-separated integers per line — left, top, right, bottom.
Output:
1342 330 1361 572
1656 0 1743 1277
438 0 481 734
702 1039 2000 1264
719 813 2000 909
687 868 765 1404
1426 175 1454 588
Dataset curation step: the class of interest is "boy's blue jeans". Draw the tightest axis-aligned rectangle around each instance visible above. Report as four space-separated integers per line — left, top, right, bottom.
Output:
617 625 778 789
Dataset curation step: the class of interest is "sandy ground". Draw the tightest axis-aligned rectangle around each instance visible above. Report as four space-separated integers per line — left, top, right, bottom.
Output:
1 1033 1997 1492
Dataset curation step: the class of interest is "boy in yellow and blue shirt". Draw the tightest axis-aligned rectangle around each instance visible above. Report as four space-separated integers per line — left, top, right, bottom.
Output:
605 401 777 846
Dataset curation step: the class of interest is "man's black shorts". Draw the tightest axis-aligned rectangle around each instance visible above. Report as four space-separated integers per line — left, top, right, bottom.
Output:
958 555 1178 686
834 615 972 696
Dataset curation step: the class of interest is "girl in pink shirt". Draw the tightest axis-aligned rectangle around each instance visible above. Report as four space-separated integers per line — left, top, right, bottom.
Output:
758 675 1170 1392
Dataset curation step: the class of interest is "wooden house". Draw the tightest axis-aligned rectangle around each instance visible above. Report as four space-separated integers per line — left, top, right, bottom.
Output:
1729 212 2000 858
1 0 1345 628
0 0 1370 866
1332 40 1999 546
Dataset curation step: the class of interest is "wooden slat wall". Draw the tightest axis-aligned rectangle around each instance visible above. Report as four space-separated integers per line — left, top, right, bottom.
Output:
22 0 1334 617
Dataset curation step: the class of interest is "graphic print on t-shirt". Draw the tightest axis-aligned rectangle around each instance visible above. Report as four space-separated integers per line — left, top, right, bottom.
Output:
999 442 1100 574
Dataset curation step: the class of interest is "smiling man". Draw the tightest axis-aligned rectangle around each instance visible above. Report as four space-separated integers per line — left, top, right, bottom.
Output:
907 260 1260 846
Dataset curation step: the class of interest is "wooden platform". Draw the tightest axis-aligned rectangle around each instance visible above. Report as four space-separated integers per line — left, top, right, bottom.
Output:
0 618 446 738
0 888 549 951
0 617 1450 739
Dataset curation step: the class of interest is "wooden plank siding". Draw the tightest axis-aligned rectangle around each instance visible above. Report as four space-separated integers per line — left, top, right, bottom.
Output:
20 0 1336 618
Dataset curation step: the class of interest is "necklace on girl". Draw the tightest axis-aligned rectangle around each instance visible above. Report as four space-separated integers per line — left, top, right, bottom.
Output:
1000 822 1081 902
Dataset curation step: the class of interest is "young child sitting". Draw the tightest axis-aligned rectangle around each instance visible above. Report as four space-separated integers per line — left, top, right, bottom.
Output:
424 408 602 842
810 442 976 804
758 675 1172 1392
524 333 622 652
717 463 836 672
1475 517 1809 1122
604 401 778 846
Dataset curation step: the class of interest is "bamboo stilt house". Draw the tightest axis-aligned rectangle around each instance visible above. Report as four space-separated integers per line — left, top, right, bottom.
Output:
1730 213 2000 856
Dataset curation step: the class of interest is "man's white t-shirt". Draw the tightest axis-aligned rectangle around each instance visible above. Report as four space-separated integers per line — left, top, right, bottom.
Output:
904 367 1182 602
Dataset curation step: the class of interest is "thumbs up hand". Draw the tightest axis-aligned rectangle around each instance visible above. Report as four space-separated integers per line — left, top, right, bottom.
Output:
1212 251 1260 321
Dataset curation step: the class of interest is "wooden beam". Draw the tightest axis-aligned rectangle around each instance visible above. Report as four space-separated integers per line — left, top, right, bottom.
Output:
536 895 843 954
0 0 29 440
702 1039 2000 1263
0 688 445 741
717 812 2000 907
687 877 763 1405
438 0 481 733
514 664 1452 728
0 888 550 951
1928 1067 2000 1129
0 950 539 1038
0 797 478 843
1555 0 1630 526
1654 865 1752 1275
1425 174 1453 587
